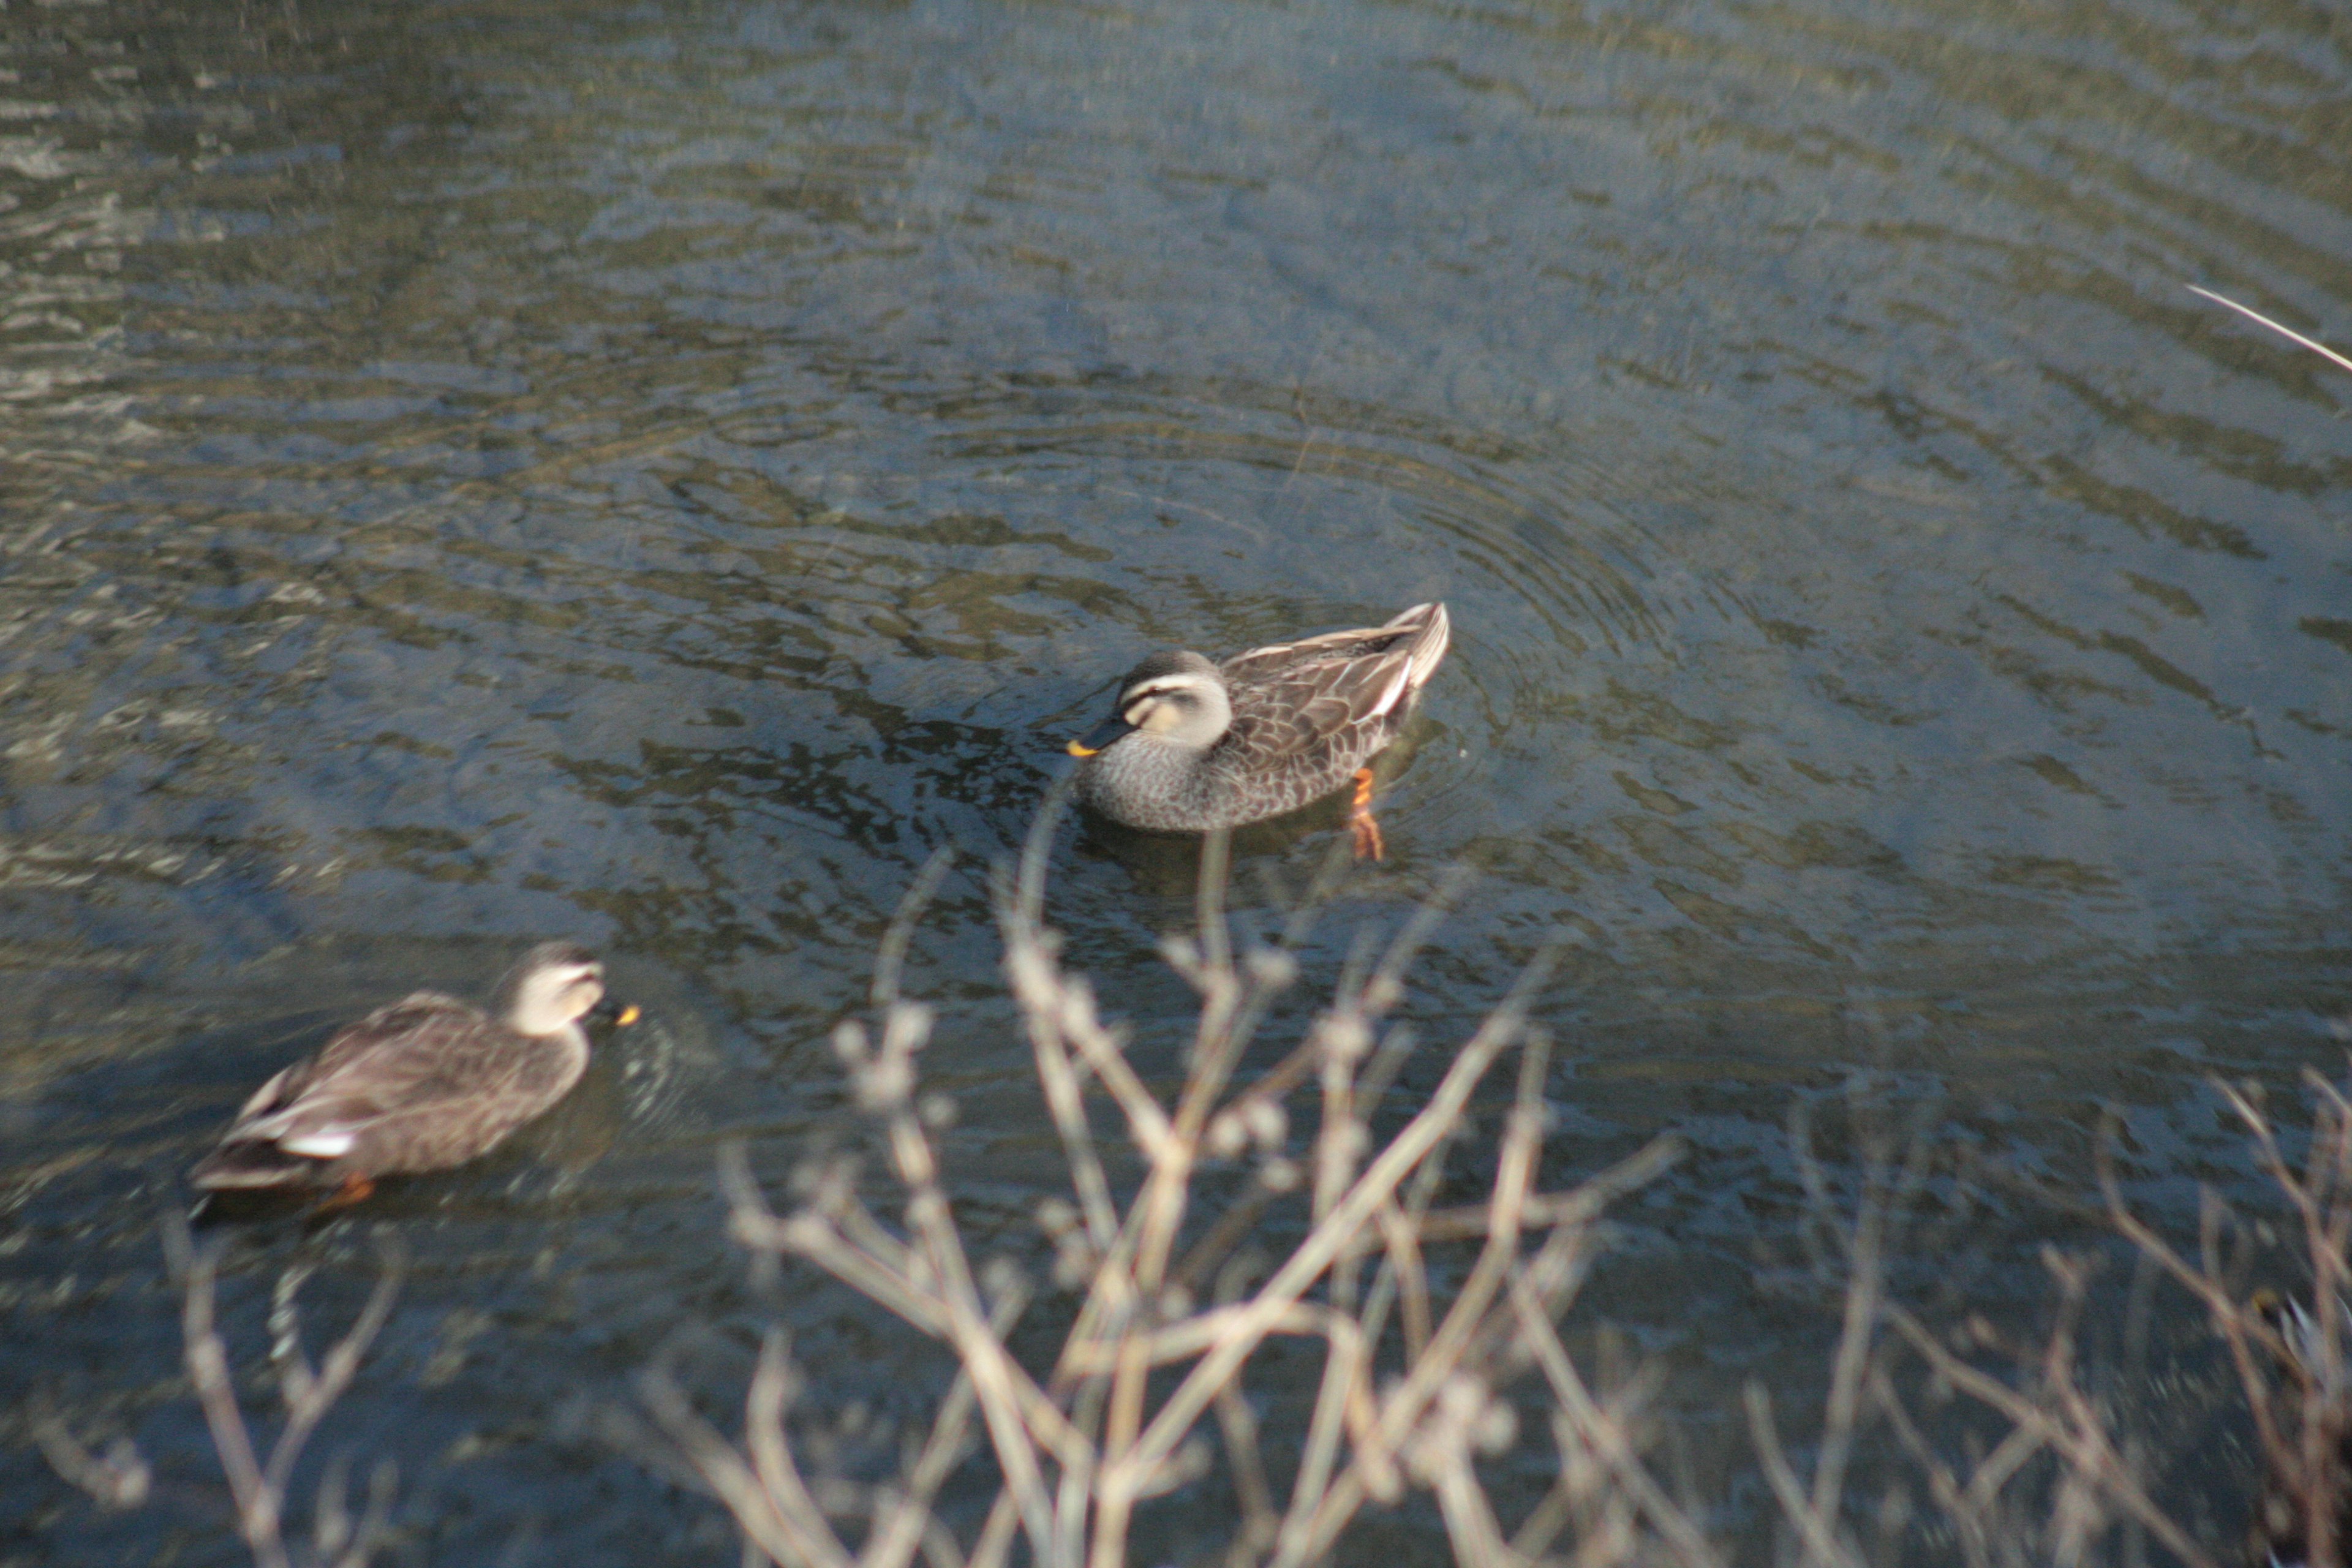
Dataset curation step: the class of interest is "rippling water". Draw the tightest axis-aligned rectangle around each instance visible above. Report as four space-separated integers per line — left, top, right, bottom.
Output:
3 0 2346 1559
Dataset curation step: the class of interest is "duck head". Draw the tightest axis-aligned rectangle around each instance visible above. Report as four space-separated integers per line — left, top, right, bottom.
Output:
1068 650 1232 757
497 942 633 1036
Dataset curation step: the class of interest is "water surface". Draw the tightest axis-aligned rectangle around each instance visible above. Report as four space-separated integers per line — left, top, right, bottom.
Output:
2 0 2346 1559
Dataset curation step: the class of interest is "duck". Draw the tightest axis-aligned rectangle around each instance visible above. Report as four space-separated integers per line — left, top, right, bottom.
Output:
1066 601 1450 858
190 941 638 1205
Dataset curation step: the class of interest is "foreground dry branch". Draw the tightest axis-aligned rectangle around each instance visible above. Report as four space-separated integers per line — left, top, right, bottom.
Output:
1770 1109 2220 1568
644 816 1702 1568
2105 1077 2352 1568
31 883 2345 1566
630 799 2352 1567
37 1224 402 1568
1760 1071 2352 1568
173 1224 405 1568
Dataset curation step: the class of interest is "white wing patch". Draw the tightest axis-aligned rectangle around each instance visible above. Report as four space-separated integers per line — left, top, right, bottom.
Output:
280 1129 356 1158
1369 662 1413 718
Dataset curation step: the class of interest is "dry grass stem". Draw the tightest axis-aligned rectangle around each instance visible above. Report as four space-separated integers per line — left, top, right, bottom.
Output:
663 800 1694 1568
658 797 2352 1567
2100 1076 2352 1567
1780 1102 2234 1568
2189 284 2352 377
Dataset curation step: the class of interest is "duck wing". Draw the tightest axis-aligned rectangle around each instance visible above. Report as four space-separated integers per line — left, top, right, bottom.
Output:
1220 603 1450 762
220 993 529 1161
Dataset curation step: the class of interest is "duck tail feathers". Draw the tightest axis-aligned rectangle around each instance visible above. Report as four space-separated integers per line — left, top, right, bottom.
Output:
189 1140 333 1192
1398 601 1450 689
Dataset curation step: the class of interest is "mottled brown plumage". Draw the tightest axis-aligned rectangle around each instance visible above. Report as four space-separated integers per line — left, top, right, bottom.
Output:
190 943 617 1194
1069 602 1450 835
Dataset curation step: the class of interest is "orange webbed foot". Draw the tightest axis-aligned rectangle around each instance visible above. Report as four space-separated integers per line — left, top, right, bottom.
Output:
1347 767 1385 861
312 1172 376 1215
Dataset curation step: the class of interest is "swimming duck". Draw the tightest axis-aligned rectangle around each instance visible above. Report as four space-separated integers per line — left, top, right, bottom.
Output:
1067 601 1450 858
190 942 636 1204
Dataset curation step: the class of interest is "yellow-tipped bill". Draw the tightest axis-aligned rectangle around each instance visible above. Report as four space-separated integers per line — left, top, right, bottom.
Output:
615 1003 642 1027
1067 714 1131 758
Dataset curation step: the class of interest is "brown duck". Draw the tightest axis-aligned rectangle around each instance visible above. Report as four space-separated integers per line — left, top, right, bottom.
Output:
1067 601 1451 858
190 942 635 1204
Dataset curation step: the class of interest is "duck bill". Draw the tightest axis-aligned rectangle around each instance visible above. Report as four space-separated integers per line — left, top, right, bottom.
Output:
1066 715 1132 758
590 997 642 1027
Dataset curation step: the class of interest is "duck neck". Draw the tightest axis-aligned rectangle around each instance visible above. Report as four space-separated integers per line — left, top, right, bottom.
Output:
503 990 590 1041
546 1020 591 1067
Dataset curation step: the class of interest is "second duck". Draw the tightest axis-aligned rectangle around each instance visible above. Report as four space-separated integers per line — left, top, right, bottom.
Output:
1068 601 1450 858
190 941 636 1207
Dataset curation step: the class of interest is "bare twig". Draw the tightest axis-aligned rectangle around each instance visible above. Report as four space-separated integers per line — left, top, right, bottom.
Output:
2190 284 2352 377
676 814 1675 1568
28 1396 152 1510
167 1218 404 1568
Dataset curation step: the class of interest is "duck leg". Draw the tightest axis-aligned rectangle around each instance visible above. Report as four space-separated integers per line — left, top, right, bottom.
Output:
1348 768 1385 861
312 1172 376 1214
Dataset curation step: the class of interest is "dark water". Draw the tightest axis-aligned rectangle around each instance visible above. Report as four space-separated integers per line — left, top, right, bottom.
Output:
2 0 2346 1559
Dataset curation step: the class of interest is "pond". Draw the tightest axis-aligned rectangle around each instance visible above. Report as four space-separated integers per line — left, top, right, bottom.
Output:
2 0 2346 1561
